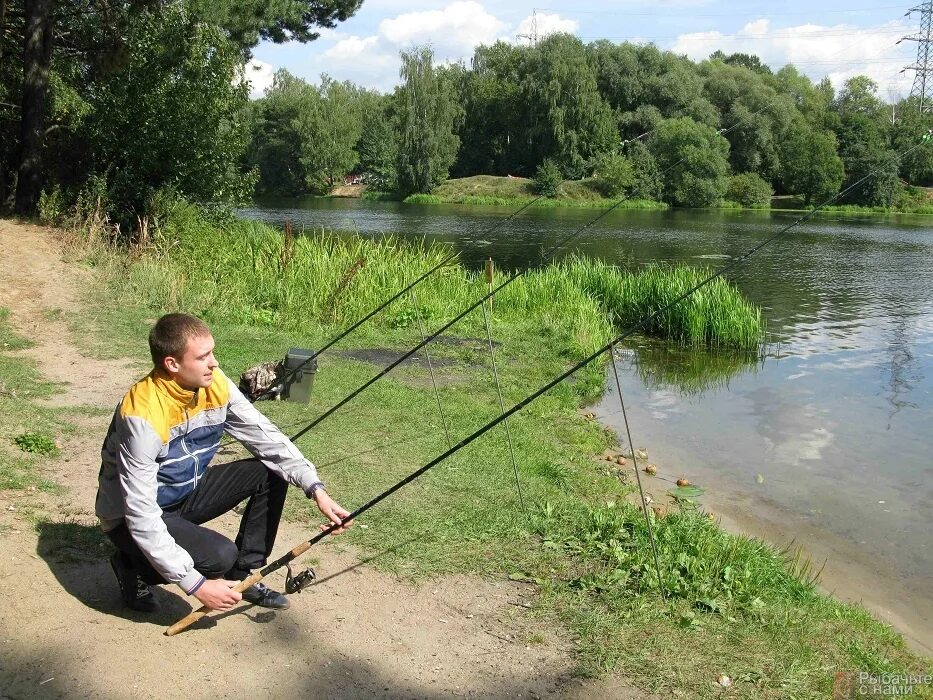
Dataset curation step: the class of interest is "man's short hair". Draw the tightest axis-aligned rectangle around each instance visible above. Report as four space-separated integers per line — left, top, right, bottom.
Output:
149 313 211 367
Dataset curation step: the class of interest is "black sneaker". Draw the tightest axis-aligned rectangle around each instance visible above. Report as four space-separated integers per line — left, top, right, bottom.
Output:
109 552 158 612
242 582 289 609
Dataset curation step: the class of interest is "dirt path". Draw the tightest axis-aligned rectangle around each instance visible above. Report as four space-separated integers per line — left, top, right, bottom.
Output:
0 220 649 699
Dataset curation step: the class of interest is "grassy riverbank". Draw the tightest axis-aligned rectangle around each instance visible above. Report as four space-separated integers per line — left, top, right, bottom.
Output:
25 207 932 697
363 175 667 210
358 175 933 216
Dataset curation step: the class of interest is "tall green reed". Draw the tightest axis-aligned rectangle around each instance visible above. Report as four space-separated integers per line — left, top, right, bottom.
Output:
124 206 763 356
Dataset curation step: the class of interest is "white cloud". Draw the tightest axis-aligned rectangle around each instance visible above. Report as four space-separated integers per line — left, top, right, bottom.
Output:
380 1 505 54
243 58 275 99
270 3 580 92
324 35 381 62
672 18 915 97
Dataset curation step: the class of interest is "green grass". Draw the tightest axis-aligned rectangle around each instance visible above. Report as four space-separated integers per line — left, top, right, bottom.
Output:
771 193 933 216
402 175 668 210
54 208 932 698
108 203 761 357
0 308 69 493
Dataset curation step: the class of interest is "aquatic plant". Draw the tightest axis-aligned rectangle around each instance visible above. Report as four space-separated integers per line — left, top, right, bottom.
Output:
121 203 764 354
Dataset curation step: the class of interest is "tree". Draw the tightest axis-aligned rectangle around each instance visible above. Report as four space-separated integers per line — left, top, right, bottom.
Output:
839 144 900 207
292 75 364 192
9 0 362 216
701 60 795 182
727 172 773 207
780 127 844 204
649 117 731 207
625 140 662 201
453 43 523 176
246 69 313 195
75 8 255 228
892 97 933 186
395 46 461 195
521 34 617 177
710 50 772 75
594 153 635 198
591 41 716 128
188 0 362 49
533 159 562 197
355 92 397 190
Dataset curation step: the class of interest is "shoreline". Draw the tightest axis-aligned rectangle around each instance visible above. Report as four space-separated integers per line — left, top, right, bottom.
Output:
315 183 933 217
594 393 933 655
706 487 933 656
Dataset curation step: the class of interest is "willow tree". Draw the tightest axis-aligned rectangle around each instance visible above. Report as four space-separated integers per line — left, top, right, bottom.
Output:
394 46 461 195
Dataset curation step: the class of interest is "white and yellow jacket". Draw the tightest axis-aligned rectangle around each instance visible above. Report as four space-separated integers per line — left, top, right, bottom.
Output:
95 367 321 594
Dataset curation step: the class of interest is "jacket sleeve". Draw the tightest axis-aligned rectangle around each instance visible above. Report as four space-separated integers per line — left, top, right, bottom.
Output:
117 415 205 595
222 376 323 496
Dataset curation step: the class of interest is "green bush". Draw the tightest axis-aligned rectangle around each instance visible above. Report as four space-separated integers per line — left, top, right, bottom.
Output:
594 153 635 198
727 172 773 207
533 159 563 198
37 186 67 225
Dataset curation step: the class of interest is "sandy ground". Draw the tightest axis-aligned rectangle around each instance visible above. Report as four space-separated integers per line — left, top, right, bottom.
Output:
329 184 368 198
0 219 654 699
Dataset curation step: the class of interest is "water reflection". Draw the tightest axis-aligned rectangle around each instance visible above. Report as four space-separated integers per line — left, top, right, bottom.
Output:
241 199 933 605
882 312 923 429
617 340 762 396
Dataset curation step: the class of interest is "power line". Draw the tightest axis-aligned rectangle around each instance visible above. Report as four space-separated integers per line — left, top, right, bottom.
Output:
579 28 907 41
536 5 910 19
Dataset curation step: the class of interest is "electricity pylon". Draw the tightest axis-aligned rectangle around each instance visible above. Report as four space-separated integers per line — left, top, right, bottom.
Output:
902 1 933 112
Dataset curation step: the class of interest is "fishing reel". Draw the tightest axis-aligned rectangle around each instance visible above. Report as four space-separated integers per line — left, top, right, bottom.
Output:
285 563 317 594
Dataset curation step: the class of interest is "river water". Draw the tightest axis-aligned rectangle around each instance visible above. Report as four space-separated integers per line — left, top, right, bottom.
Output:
240 198 933 649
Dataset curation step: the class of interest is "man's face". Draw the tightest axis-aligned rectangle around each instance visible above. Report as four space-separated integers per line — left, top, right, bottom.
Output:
165 334 218 390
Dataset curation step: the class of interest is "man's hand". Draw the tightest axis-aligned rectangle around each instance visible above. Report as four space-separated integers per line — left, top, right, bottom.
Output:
193 579 242 611
314 489 353 534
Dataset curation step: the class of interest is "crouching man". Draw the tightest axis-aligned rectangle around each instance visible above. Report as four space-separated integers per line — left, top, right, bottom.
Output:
95 313 351 612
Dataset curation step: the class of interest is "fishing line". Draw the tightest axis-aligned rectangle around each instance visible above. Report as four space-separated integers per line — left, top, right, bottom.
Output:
256 195 546 401
285 97 787 444
608 341 666 600
410 285 453 449
285 136 932 579
478 261 527 517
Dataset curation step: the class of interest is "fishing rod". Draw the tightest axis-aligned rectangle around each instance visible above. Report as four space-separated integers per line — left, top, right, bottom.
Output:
167 125 932 639
255 196 545 401
282 100 784 444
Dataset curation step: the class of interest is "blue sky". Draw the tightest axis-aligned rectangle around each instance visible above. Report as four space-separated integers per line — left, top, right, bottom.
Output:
246 0 924 99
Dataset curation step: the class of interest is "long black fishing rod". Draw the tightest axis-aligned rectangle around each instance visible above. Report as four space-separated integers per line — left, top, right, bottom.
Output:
256 196 545 400
284 98 783 443
167 136 930 637
257 96 775 405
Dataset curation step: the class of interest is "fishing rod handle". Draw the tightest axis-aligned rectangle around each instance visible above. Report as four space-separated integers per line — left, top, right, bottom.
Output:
165 539 314 636
164 571 263 636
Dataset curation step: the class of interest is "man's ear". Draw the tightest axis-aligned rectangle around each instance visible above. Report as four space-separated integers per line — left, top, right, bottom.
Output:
163 355 181 374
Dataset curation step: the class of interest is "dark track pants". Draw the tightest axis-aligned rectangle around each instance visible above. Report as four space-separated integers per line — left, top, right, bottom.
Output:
106 459 288 584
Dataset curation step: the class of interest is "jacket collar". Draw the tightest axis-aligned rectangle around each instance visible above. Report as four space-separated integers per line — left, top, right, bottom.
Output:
151 369 200 408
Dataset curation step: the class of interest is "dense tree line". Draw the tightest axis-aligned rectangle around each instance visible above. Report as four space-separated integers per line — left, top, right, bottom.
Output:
0 0 361 229
3 14 933 229
244 36 932 209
